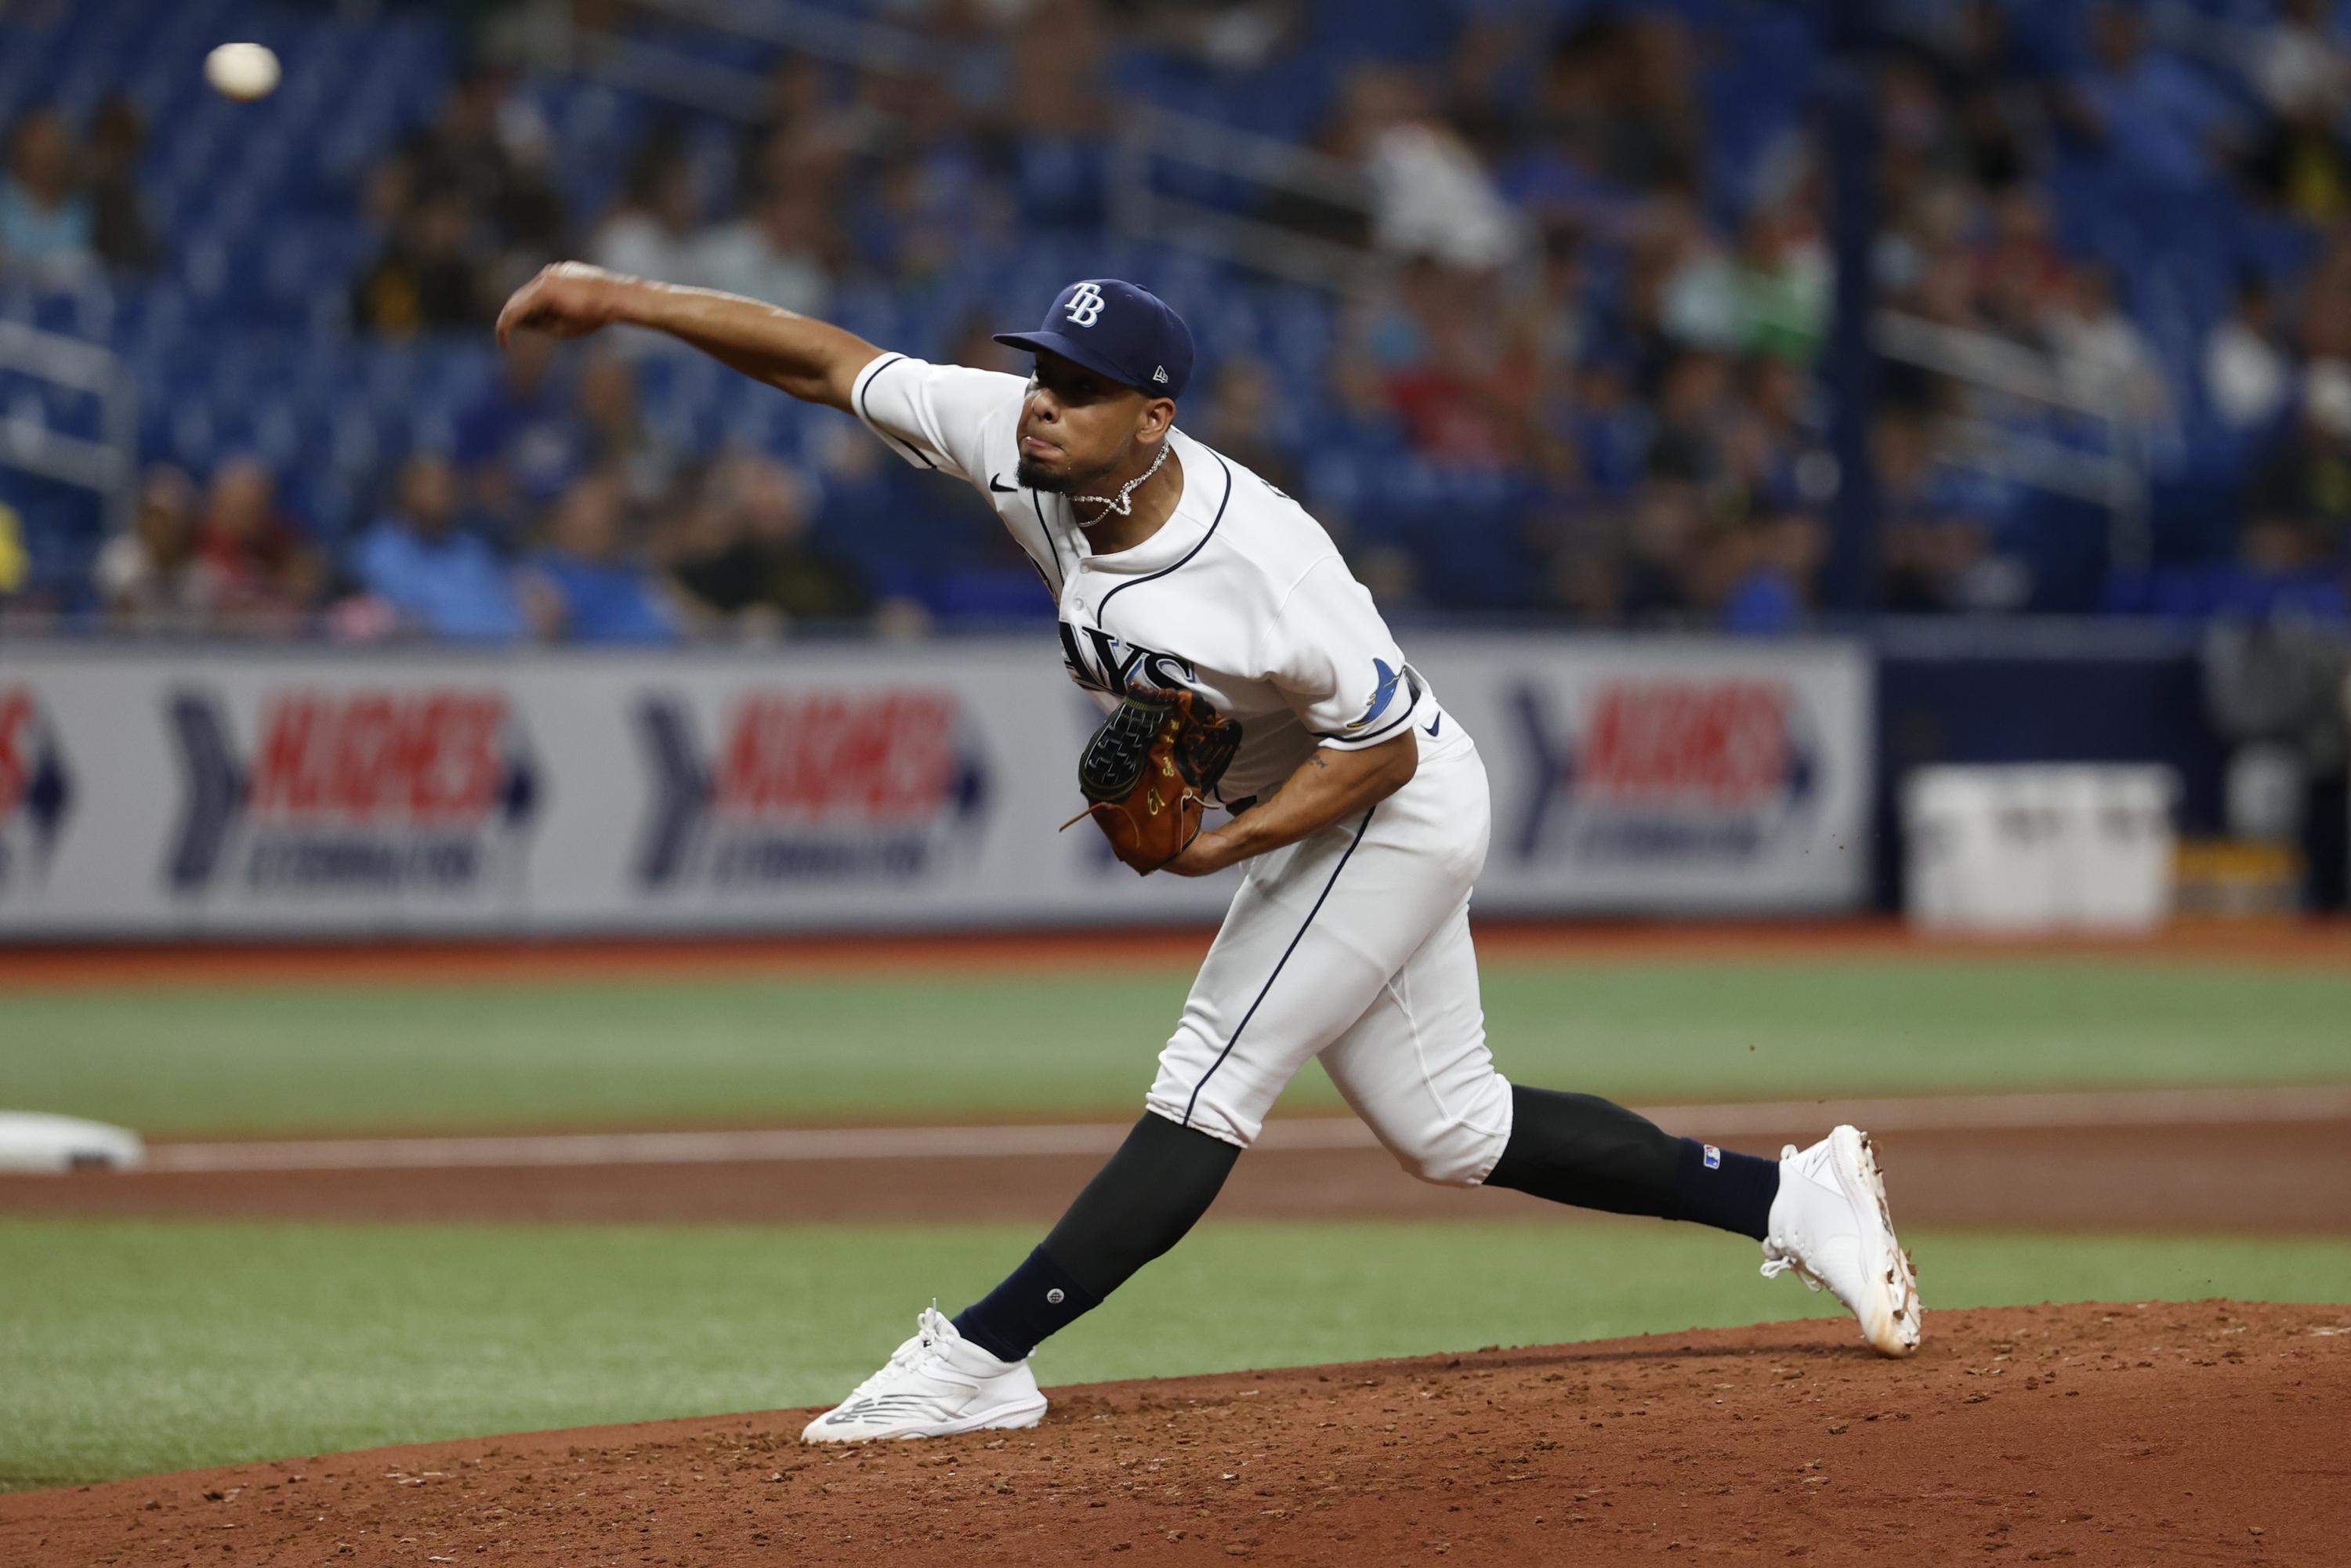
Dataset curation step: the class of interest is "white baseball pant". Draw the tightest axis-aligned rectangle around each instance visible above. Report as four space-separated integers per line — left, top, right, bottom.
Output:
1144 732 1515 1186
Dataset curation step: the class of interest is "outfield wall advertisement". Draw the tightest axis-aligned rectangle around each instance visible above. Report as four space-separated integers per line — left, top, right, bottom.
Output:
0 636 1870 935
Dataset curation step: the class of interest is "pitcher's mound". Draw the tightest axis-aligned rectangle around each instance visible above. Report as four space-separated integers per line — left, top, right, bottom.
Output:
5 1301 2346 1565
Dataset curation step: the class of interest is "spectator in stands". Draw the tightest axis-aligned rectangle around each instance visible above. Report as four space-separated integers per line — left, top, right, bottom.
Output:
2241 0 2351 228
521 469 678 644
736 55 871 205
1876 411 2027 614
1006 0 1113 143
2067 5 2239 192
846 85 1009 288
1970 186 2070 346
0 498 24 602
1335 67 1526 272
456 331 583 525
1496 35 1638 239
592 138 700 287
944 313 1026 378
194 457 322 633
2045 263 2174 435
1720 356 1824 515
1614 477 1707 622
1645 351 1734 490
1350 543 1429 617
577 353 679 503
1545 358 1650 498
1600 14 1704 191
2242 366 2351 581
399 67 566 263
1730 199 1829 362
2249 0 2351 125
1714 509 1825 634
83 95 157 274
0 107 95 286
667 452 869 635
1356 259 1530 464
94 466 202 631
352 192 487 337
688 179 833 317
1198 357 1302 497
2207 273 2295 433
1646 195 1743 356
350 454 525 642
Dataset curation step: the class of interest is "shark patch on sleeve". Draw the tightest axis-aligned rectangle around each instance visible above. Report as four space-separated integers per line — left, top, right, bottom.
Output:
1347 658 1405 731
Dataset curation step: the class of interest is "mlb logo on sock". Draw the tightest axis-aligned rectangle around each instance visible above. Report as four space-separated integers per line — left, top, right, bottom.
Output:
1703 1144 1722 1170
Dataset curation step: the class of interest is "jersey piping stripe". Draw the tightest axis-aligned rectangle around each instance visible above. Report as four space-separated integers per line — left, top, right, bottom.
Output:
1029 490 1068 592
1311 704 1417 746
1179 803 1378 1131
856 353 936 470
1096 451 1233 619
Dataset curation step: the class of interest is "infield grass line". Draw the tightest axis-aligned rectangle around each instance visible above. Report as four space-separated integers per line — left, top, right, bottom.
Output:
135 1085 2351 1172
10 957 2350 1135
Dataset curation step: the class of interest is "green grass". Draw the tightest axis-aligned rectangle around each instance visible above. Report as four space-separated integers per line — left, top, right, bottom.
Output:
8 958 2350 1135
5 1215 2348 1490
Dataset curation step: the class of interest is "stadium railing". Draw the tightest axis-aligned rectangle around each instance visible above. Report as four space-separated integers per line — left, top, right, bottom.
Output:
0 317 136 542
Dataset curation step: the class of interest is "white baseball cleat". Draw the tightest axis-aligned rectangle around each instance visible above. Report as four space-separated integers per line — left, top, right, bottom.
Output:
1761 1125 1922 1358
799 1305 1047 1443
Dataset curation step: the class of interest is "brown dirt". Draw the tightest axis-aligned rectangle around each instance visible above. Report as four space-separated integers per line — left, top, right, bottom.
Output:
3 917 2346 991
4 1301 2343 1567
5 1116 2345 1233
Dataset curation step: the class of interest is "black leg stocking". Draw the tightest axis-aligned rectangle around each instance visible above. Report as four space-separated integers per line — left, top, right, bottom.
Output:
1483 1085 1777 1240
953 1111 1239 1361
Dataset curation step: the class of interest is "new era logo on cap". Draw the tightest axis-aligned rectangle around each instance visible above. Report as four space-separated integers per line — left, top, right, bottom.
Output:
1154 366 1168 383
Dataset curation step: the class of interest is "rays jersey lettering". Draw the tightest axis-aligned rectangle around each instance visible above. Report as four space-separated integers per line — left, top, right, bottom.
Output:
847 353 1460 802
1058 621 1197 697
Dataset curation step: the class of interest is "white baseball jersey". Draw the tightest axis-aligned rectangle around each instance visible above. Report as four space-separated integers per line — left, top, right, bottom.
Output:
847 352 1469 802
849 349 1514 1182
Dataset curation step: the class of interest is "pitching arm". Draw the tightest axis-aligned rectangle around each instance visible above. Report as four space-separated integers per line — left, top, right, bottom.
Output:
495 263 882 411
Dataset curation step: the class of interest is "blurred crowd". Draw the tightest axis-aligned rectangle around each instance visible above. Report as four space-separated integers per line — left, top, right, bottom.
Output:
0 97 156 286
96 398 886 646
10 0 2351 638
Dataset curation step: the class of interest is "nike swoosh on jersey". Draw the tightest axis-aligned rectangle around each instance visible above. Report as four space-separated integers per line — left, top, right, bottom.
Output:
990 474 1018 493
1425 713 1442 737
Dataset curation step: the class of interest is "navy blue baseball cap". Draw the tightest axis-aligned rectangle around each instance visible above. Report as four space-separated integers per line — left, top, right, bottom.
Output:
994 279 1195 400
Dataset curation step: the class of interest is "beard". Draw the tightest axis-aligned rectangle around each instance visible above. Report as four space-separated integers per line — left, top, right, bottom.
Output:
1016 449 1121 496
1014 456 1065 492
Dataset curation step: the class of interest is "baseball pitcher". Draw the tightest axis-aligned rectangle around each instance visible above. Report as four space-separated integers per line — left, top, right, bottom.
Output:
495 267 1922 1443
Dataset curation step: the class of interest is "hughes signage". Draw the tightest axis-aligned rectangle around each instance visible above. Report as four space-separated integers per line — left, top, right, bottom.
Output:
0 637 1867 936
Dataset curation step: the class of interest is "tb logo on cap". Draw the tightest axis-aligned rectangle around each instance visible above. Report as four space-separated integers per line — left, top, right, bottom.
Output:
1064 282 1107 328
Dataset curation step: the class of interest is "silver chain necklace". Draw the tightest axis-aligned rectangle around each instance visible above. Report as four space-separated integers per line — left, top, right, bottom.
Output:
1070 436 1171 527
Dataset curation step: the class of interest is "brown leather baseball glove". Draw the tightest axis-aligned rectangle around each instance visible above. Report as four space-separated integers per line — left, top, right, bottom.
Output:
1063 686 1242 875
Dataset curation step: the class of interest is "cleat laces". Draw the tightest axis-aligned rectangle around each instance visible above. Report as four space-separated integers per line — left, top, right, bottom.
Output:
842 1305 955 1404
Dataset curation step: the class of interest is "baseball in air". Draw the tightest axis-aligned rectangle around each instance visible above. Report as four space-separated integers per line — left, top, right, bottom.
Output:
205 42 281 101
